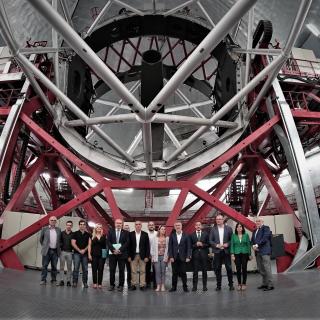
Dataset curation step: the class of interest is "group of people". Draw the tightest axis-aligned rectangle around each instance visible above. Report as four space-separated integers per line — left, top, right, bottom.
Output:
39 214 274 292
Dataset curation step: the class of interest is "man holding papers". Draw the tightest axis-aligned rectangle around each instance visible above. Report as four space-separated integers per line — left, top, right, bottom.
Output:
106 219 129 292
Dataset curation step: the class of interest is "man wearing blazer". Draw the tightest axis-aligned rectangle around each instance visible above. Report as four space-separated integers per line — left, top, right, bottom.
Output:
190 221 210 291
128 221 150 290
106 218 129 292
209 214 234 291
251 217 274 291
39 215 61 285
168 221 192 292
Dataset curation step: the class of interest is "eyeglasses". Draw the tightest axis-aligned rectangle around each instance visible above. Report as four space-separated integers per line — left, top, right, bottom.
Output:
50 220 57 222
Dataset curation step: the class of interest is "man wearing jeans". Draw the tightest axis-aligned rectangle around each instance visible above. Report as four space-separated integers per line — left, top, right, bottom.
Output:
71 220 91 288
57 220 73 287
39 215 61 285
251 217 274 291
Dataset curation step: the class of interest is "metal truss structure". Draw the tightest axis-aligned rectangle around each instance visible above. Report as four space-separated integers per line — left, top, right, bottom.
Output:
0 0 320 272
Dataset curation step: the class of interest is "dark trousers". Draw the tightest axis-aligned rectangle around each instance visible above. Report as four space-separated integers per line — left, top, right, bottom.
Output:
109 255 126 287
41 248 58 281
146 259 156 288
125 260 131 286
192 250 208 289
234 253 249 285
171 256 188 289
73 253 88 284
213 250 233 288
91 256 106 285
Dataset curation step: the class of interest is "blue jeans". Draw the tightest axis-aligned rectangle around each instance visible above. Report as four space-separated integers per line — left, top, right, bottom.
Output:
41 248 58 281
154 256 167 285
73 253 88 284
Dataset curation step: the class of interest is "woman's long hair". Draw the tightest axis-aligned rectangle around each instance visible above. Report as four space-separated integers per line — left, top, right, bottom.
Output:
234 223 245 235
92 223 104 239
157 225 166 237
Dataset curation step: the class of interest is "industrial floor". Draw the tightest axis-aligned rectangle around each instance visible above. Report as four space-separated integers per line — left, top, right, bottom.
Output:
0 267 319 319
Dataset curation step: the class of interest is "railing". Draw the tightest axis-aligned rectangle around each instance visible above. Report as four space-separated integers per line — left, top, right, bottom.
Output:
0 88 23 107
281 58 320 79
283 91 310 110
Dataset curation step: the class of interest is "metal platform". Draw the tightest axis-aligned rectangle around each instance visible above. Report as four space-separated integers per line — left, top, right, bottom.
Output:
0 267 319 319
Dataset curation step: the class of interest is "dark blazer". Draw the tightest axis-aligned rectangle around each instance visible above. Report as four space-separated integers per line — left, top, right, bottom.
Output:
128 231 150 260
209 225 233 254
251 225 272 255
190 230 209 257
107 229 129 259
168 232 192 261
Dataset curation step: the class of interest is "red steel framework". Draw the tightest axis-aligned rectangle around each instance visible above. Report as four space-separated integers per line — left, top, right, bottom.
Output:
0 42 320 273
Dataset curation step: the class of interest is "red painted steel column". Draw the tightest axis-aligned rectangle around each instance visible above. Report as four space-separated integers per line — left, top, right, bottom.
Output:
56 159 109 230
190 185 256 231
166 188 189 234
184 160 245 233
256 157 294 214
5 156 46 212
103 187 123 221
190 115 280 183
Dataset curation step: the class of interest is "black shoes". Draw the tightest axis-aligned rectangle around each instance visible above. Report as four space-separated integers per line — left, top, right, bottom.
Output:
140 286 146 291
109 286 115 291
215 287 221 291
117 286 123 292
58 280 64 286
169 287 176 292
203 287 208 291
229 285 235 291
192 287 197 292
257 285 267 289
67 281 71 287
50 279 57 284
183 287 189 292
129 286 136 291
263 286 274 291
83 283 88 288
72 282 77 288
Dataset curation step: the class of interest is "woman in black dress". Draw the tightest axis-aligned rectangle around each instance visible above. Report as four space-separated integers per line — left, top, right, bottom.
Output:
88 223 107 288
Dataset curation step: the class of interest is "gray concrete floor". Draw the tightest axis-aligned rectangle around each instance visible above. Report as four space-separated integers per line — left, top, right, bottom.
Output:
0 267 319 319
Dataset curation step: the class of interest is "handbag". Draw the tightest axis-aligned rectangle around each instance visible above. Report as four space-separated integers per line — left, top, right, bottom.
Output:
101 248 108 258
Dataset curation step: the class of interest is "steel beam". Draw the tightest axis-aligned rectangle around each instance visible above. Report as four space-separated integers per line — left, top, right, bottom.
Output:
190 115 280 183
17 53 136 164
146 0 257 119
5 156 46 212
165 188 189 234
27 0 145 117
190 185 256 231
85 0 113 37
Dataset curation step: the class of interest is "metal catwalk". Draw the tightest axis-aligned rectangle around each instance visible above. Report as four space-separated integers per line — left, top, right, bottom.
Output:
0 267 319 319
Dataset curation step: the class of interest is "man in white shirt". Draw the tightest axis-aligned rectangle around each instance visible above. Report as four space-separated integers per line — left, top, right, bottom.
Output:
209 214 234 291
128 221 150 290
39 216 61 285
146 221 156 289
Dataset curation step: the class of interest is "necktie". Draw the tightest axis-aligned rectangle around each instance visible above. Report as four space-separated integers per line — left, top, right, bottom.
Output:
197 232 201 240
116 230 120 243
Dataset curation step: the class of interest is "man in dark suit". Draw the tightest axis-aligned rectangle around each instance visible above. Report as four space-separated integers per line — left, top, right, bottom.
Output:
209 214 234 291
190 221 209 291
168 221 192 292
106 218 129 292
251 217 274 291
123 224 131 288
128 221 150 290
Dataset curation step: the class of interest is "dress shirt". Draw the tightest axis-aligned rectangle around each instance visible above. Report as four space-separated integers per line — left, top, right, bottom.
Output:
116 229 121 243
49 226 57 249
135 232 141 253
176 232 182 244
218 226 224 245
